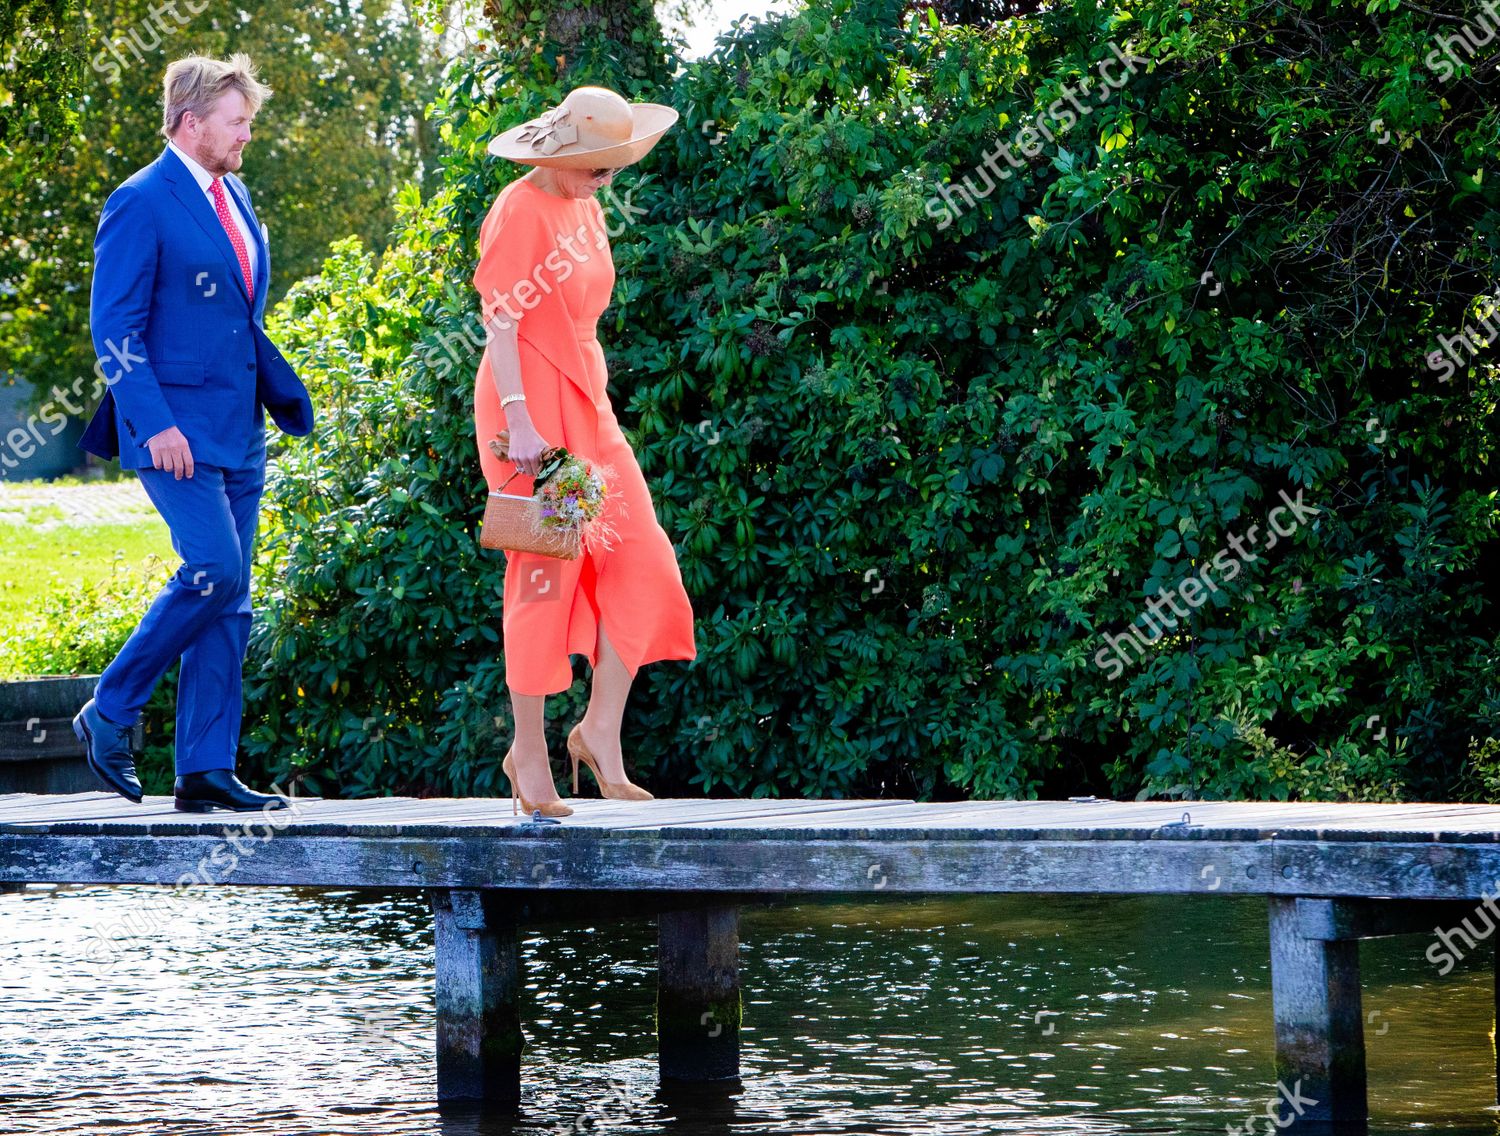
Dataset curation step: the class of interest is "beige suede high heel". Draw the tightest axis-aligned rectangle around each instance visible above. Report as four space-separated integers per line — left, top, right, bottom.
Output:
568 726 654 800
502 748 573 818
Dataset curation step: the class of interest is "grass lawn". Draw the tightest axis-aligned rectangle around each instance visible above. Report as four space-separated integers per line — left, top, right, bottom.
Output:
0 518 173 635
1 486 176 781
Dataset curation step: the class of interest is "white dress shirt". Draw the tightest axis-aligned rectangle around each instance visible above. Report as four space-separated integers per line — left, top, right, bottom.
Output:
167 140 259 285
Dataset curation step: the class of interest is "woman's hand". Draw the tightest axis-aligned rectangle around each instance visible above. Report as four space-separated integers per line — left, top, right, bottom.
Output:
505 413 551 478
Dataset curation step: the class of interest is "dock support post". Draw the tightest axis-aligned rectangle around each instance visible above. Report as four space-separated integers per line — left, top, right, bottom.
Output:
657 904 741 1083
1268 898 1367 1133
430 889 524 1107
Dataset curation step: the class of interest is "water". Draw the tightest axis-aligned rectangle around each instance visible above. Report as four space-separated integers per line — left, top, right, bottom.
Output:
1 888 1497 1134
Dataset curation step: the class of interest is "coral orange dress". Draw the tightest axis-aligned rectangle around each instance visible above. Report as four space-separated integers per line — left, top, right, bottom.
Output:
472 176 697 696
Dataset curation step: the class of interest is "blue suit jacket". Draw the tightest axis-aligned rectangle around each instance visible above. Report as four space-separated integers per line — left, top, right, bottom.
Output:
80 146 314 470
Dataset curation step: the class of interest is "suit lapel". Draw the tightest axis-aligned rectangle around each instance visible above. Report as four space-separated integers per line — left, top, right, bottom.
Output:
159 146 253 307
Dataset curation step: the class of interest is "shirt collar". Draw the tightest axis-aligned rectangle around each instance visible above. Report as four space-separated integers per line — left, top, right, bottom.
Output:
167 140 219 193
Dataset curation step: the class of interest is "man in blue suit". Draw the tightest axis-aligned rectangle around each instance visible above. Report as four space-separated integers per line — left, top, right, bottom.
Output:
73 53 314 813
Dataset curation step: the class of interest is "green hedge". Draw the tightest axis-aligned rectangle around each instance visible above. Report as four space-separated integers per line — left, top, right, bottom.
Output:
239 0 1500 802
4 560 179 794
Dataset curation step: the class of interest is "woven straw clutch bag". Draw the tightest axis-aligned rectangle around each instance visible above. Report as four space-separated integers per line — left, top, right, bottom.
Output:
480 487 581 558
478 430 582 559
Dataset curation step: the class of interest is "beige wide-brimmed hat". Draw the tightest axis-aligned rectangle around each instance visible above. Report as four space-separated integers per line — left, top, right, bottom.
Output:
487 86 679 169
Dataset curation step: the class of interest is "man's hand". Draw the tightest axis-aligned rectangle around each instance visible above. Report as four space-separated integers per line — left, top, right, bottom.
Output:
146 426 194 479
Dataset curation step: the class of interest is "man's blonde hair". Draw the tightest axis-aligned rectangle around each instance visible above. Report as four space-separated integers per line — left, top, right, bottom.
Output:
161 53 272 139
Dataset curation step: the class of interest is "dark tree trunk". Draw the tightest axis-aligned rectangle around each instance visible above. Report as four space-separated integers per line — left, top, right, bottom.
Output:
483 0 667 81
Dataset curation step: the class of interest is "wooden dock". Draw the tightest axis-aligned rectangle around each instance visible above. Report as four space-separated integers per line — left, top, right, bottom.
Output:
6 791 1500 1131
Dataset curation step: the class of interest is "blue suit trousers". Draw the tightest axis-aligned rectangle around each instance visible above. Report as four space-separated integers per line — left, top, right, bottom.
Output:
94 462 265 774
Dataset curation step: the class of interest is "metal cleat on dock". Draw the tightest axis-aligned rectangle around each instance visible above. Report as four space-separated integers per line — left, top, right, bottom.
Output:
1155 810 1202 833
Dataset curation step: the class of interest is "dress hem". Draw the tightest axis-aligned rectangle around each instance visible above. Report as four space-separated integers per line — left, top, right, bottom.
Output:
503 650 698 698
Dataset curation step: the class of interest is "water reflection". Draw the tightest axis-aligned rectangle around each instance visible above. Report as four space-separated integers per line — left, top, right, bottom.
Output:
0 887 1497 1134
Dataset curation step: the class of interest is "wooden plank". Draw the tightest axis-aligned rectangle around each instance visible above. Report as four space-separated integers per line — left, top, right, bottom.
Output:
1147 803 1497 835
0 788 321 815
0 792 116 816
8 793 1500 841
21 829 1500 898
0 789 208 814
420 797 897 827
1262 804 1500 830
12 794 1500 857
658 800 1212 832
0 793 345 830
0 795 917 836
501 889 777 926
0 796 180 824
613 798 927 831
1274 839 1500 896
628 802 1311 843
0 831 1274 894
1296 897 1485 941
626 800 1500 841
0 803 274 829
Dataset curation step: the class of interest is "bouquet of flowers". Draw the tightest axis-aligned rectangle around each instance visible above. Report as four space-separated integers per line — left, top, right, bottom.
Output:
485 431 618 556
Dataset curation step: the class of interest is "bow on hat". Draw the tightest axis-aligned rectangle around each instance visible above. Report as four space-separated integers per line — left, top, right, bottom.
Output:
516 107 580 156
486 86 679 168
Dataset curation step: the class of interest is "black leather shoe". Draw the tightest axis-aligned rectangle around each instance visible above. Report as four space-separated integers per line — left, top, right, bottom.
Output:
72 699 143 804
174 769 291 813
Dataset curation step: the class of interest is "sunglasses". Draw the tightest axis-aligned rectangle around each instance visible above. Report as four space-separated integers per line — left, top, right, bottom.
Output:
588 167 621 180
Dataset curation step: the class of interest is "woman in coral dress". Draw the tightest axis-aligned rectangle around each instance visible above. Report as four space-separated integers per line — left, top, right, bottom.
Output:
473 86 696 817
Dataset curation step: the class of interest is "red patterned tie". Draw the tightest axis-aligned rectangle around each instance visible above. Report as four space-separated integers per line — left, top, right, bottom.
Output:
209 177 254 300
